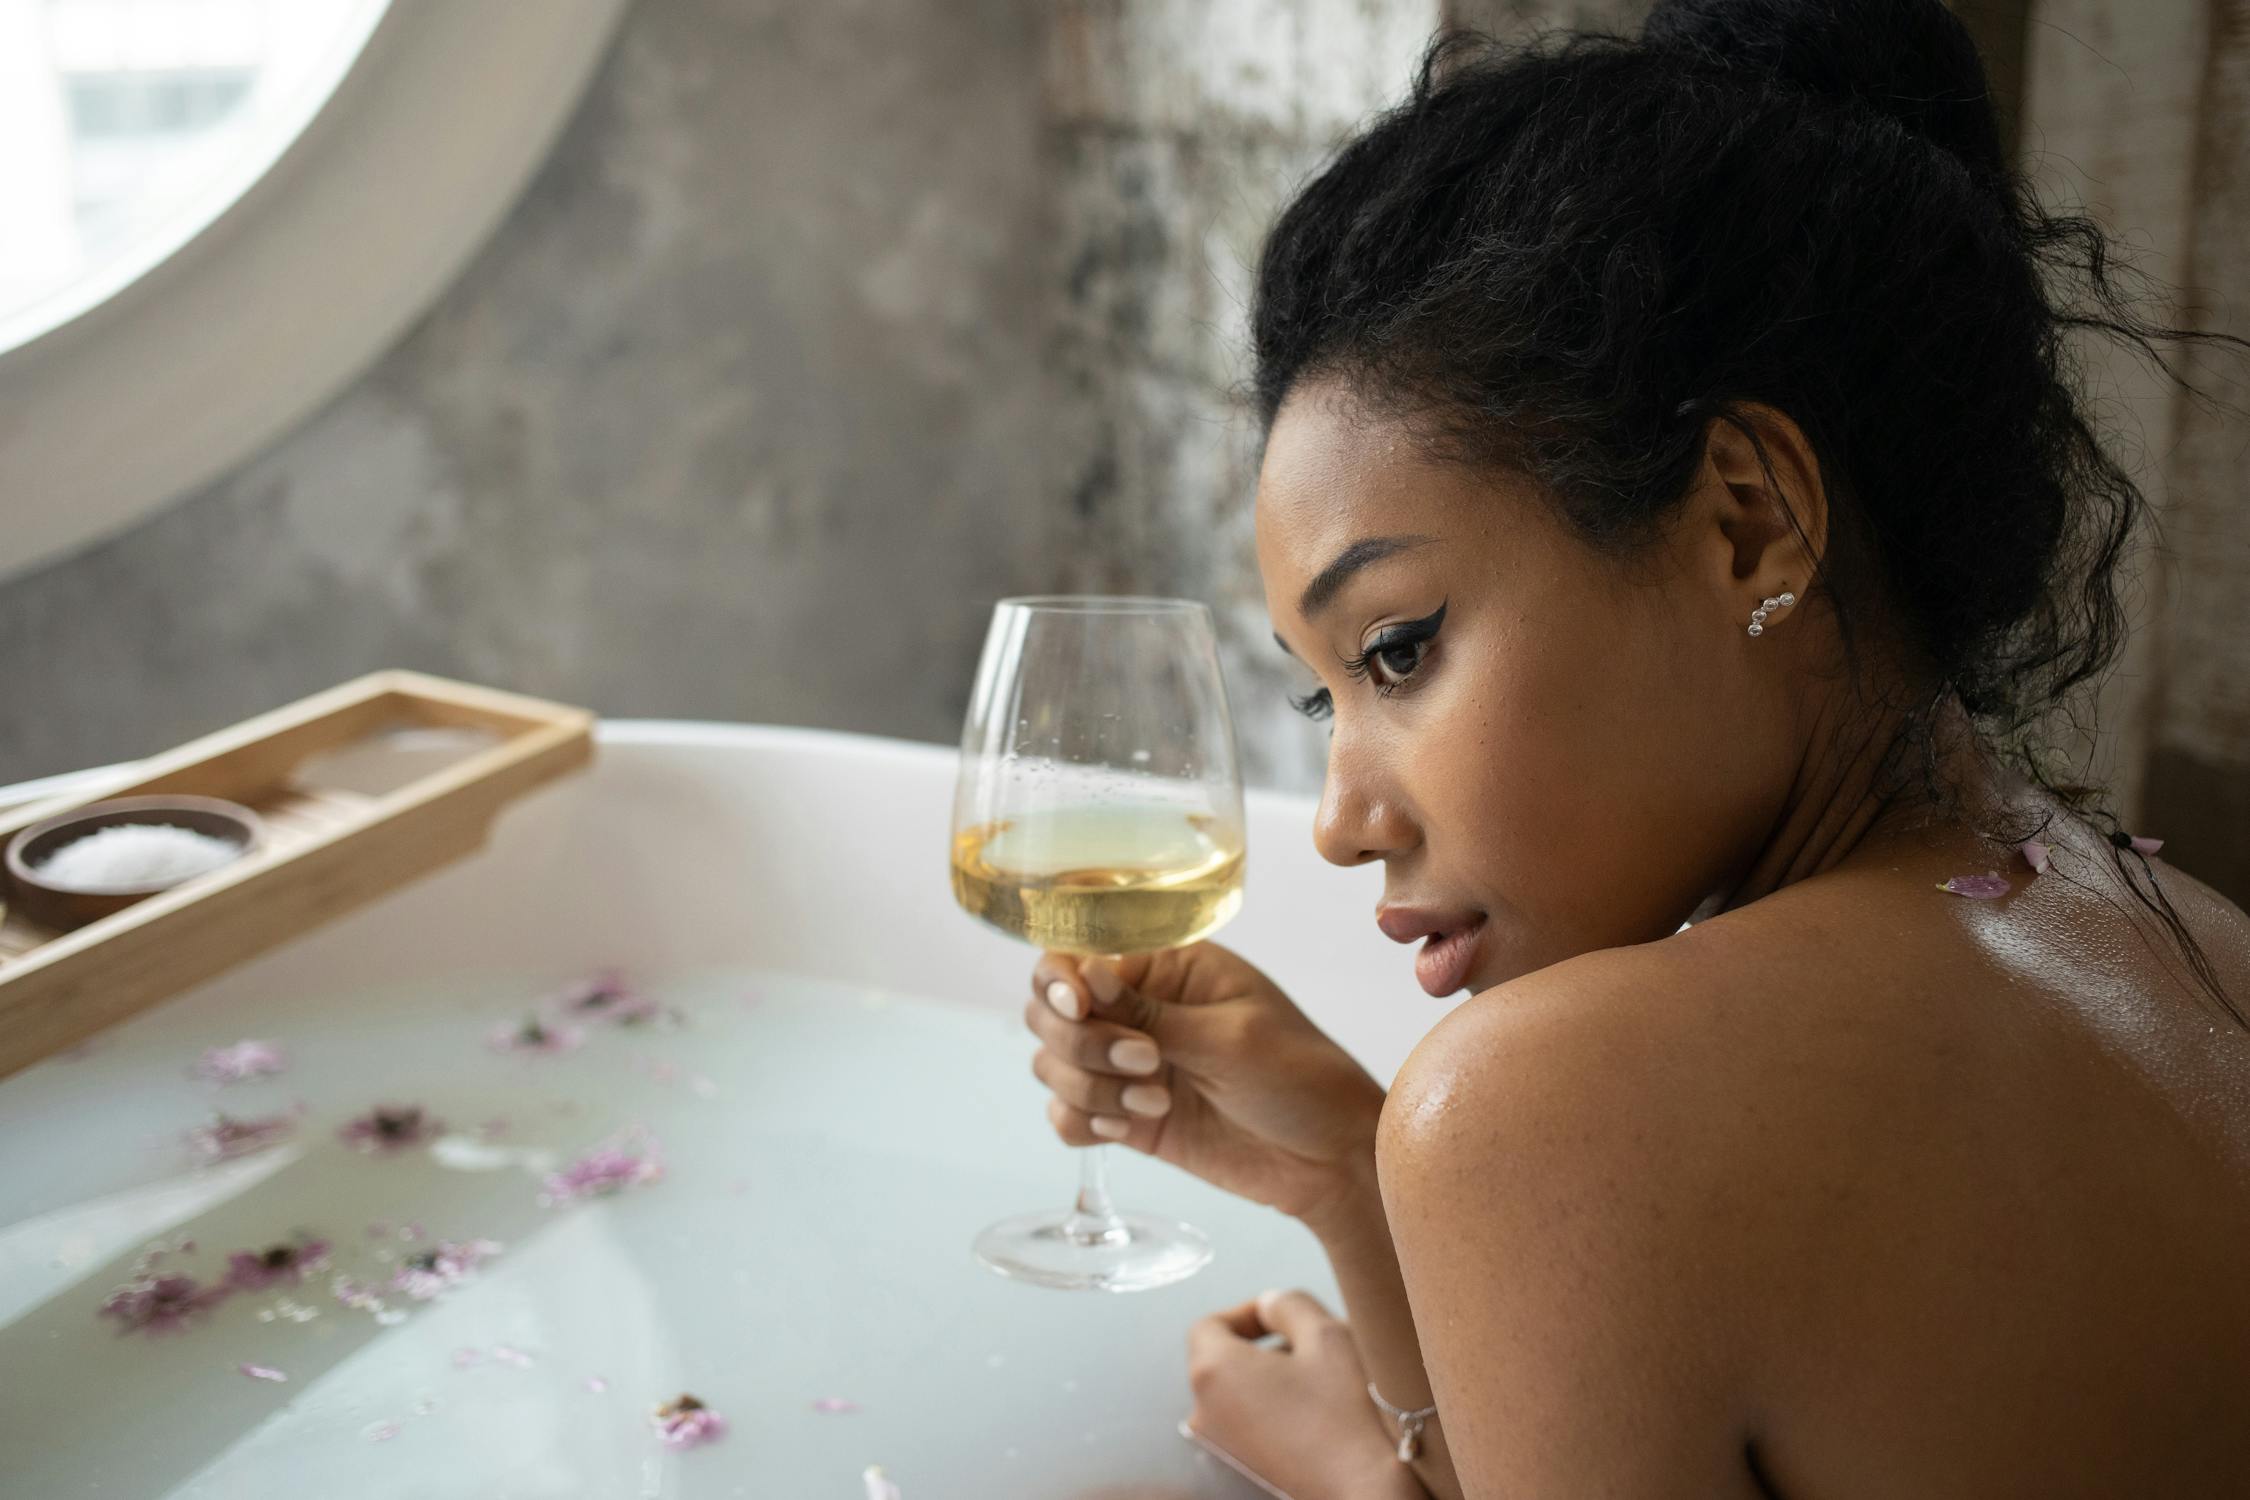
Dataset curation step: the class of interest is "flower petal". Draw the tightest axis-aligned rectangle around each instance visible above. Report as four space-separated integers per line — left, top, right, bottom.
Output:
540 1130 665 1205
194 1040 287 1085
813 1397 862 1413
338 1105 441 1154
2129 834 2164 856
2018 839 2050 875
186 1110 298 1162
652 1393 727 1449
487 1017 585 1056
1938 874 2011 900
239 1363 288 1382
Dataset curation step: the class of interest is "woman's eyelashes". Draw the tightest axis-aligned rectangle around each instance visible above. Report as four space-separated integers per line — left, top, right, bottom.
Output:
1288 600 1447 721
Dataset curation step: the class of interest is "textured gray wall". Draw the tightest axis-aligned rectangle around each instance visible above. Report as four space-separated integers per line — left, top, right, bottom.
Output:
0 0 1460 794
2136 0 2250 900
1038 0 1444 796
0 0 1065 783
0 0 1486 794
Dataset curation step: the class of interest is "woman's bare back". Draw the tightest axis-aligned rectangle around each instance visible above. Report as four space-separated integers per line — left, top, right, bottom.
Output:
1678 811 2250 1497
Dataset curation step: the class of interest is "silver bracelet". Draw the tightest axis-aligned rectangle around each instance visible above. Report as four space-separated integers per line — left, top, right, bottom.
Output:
1366 1381 1440 1463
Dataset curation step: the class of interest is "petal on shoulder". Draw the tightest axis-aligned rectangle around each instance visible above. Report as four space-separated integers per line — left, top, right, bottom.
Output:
1374 949 1796 1494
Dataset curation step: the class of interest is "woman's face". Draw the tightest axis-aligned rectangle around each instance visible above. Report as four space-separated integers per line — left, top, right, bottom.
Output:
1255 382 1813 996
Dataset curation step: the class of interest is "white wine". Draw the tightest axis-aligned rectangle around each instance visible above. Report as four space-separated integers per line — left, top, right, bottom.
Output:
951 806 1244 955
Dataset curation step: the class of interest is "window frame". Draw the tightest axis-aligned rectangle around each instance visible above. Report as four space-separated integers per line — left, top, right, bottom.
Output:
0 0 631 581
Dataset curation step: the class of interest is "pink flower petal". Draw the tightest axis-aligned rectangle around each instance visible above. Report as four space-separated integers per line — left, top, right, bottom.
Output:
1938 874 2011 900
365 1421 401 1443
491 1343 535 1367
545 969 666 1026
2129 834 2164 856
390 1239 502 1301
585 1375 610 1394
652 1394 727 1449
185 1109 298 1162
540 1130 665 1205
100 1272 230 1334
813 1396 862 1413
451 1347 484 1369
487 1016 585 1056
238 1363 288 1382
194 1040 287 1085
338 1105 441 1154
2018 839 2050 875
225 1235 332 1292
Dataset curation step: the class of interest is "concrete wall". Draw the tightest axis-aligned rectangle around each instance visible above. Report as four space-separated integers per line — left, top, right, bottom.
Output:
1038 0 1444 795
2022 0 2250 897
0 0 1061 780
2134 0 2250 900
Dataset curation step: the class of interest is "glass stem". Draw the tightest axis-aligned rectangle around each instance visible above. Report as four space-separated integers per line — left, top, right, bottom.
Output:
1063 1145 1129 1246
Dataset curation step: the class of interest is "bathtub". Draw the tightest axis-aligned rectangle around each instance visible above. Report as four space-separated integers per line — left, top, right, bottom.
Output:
0 720 1430 1498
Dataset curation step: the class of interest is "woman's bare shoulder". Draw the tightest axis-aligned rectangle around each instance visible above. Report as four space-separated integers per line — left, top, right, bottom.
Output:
1383 856 2250 1491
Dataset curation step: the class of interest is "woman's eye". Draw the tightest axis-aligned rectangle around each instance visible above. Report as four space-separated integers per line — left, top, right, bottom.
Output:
1367 637 1428 686
1288 687 1333 721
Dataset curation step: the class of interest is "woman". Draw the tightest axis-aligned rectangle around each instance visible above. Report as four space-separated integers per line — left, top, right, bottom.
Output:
1023 0 2250 1496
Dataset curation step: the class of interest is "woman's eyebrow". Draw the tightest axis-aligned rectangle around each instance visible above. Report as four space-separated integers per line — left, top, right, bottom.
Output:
1296 534 1436 620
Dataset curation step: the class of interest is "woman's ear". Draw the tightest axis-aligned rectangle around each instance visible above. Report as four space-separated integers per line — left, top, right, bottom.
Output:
1685 402 1829 633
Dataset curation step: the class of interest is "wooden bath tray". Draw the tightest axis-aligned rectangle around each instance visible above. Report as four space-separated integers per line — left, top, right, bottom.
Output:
0 671 595 1079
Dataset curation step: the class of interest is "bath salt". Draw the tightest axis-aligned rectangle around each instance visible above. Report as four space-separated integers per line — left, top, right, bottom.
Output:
36 823 239 890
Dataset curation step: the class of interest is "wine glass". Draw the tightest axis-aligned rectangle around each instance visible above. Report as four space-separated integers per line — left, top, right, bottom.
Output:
950 595 1247 1292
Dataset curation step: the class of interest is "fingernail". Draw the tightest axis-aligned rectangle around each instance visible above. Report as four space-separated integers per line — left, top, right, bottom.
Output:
1109 1037 1159 1074
1045 980 1084 1021
1090 1114 1131 1140
1256 1288 1284 1323
1083 960 1122 1005
1121 1082 1170 1118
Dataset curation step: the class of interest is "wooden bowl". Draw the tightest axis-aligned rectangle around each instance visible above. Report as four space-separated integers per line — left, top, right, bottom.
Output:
5 795 262 932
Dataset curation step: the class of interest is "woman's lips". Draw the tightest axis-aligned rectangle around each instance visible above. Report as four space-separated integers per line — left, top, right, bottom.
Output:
1375 906 1488 997
1411 916 1486 997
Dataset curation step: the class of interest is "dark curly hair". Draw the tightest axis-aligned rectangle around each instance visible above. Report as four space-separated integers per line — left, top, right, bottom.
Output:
1250 0 2247 1021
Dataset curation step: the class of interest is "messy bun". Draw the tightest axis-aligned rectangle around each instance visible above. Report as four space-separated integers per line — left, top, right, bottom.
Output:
1643 0 2006 177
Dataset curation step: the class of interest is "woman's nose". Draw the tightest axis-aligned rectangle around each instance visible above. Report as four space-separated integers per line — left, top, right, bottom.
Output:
1312 750 1416 868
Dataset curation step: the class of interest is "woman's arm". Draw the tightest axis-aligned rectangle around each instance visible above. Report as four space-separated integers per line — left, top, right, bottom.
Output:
1301 1151 1464 1500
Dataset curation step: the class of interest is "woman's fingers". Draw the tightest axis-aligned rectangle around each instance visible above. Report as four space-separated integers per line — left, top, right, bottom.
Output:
1031 952 1091 1021
1020 994 1164 1077
1031 949 1249 1074
1202 1298 1269 1339
1044 1094 1151 1148
1253 1288 1344 1350
1032 1045 1172 1121
1187 1301 1274 1390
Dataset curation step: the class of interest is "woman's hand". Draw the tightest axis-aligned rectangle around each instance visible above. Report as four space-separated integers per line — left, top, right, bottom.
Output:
1024 941 1385 1226
1183 1288 1428 1500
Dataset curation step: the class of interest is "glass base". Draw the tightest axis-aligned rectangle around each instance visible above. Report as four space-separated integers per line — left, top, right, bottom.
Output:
972 1207 1213 1292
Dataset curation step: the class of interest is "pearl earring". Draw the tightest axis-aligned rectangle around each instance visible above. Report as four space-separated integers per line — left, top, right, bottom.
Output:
1747 589 1795 637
